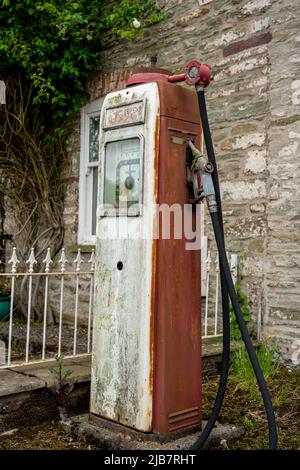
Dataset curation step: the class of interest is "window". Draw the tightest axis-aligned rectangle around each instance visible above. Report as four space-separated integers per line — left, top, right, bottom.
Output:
78 97 104 245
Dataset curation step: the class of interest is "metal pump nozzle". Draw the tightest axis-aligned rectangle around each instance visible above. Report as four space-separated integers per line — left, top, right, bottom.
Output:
187 141 218 213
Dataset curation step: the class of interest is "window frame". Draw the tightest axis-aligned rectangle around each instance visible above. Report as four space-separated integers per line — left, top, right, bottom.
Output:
78 97 104 245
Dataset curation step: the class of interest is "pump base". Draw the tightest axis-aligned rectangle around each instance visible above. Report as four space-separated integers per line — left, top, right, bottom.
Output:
89 414 201 444
63 414 243 450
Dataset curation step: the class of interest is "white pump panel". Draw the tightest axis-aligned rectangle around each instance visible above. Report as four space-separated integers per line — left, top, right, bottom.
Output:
90 83 160 431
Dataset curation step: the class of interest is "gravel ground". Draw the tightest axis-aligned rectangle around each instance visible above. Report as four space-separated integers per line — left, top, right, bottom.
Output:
0 322 90 362
0 422 94 450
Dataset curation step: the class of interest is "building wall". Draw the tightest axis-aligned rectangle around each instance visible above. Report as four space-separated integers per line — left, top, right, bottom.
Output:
61 0 300 360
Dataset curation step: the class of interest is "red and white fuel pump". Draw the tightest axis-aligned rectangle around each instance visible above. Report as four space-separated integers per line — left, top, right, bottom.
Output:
90 60 277 449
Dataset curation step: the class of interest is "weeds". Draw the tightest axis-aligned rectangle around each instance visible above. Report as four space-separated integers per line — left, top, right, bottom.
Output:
202 362 300 449
230 282 253 341
49 355 73 423
229 340 281 401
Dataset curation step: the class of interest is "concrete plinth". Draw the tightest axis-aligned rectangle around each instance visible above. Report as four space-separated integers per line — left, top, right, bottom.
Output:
63 414 244 450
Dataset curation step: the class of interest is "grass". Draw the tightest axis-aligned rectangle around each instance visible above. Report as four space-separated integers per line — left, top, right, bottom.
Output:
228 340 281 402
202 343 300 450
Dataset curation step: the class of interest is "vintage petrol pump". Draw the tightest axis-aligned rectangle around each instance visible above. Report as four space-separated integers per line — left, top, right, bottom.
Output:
90 69 203 437
90 60 277 449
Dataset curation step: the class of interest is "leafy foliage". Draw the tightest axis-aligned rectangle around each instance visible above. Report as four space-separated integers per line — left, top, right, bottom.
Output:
0 0 163 120
230 282 252 340
49 354 73 383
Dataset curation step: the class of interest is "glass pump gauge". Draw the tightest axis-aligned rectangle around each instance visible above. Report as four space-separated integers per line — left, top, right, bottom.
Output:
103 137 143 215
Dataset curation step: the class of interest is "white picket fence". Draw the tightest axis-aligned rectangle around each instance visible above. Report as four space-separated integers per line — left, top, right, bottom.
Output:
0 245 238 368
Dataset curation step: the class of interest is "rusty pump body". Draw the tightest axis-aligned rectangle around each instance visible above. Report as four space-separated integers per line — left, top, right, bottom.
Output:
90 64 207 437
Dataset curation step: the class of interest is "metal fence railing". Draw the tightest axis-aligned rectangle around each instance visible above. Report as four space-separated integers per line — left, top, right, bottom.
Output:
0 247 95 368
0 245 238 368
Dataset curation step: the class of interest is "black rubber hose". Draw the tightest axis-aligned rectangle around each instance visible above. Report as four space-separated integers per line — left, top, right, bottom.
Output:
211 212 278 449
192 89 277 450
190 90 231 450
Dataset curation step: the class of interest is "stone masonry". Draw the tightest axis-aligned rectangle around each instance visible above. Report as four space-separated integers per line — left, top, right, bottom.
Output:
60 0 300 361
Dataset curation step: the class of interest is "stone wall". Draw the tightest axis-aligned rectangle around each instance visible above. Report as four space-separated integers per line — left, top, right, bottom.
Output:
60 0 300 361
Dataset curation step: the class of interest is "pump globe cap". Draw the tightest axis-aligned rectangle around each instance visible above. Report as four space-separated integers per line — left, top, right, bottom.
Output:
185 60 211 87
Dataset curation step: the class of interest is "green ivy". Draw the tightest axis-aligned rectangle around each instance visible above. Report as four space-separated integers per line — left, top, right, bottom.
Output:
0 0 163 121
230 282 252 341
0 1 165 275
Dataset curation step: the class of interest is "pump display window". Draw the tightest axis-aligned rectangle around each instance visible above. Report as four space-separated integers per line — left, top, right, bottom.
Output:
102 137 143 216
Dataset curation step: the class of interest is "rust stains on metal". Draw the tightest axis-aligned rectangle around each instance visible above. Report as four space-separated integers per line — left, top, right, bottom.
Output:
152 81 202 436
148 93 161 427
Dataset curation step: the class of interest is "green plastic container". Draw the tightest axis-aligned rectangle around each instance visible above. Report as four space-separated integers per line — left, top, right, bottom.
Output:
0 296 11 321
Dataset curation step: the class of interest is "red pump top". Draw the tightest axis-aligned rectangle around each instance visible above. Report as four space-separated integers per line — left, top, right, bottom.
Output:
126 60 211 88
127 72 170 86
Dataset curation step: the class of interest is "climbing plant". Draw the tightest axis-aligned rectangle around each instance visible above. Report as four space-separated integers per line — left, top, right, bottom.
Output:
0 0 163 321
0 0 162 119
